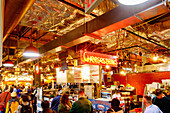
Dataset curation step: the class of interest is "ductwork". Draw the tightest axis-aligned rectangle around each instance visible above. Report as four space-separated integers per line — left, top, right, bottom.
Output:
3 0 36 42
39 0 170 54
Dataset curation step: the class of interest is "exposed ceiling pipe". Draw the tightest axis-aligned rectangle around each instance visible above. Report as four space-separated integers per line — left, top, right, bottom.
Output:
122 28 169 49
58 0 98 17
3 0 36 42
108 45 152 52
18 0 170 64
39 0 170 54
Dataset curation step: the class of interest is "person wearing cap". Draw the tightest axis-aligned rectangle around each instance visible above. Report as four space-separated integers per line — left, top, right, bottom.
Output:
5 92 19 113
152 89 170 113
51 90 63 113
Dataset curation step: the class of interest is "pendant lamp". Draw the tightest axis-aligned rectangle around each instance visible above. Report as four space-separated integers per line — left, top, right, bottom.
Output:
23 28 40 57
3 59 14 67
3 37 14 67
118 0 148 5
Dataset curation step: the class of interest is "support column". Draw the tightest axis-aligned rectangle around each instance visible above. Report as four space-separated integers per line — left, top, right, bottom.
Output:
0 0 4 67
34 61 41 88
97 65 102 98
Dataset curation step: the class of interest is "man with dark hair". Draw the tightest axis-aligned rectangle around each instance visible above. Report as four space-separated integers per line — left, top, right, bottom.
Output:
17 95 33 113
51 90 63 113
40 100 56 113
152 89 170 113
106 98 123 113
143 95 162 113
70 90 93 113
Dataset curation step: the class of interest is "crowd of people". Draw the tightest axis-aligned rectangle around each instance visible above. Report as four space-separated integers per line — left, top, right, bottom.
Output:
0 85 37 113
0 84 170 113
143 89 170 113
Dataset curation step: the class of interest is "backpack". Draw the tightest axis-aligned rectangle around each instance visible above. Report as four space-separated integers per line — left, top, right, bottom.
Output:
21 103 31 113
9 100 19 113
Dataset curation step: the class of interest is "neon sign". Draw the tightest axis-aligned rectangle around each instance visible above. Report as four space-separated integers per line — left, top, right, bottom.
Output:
80 50 118 67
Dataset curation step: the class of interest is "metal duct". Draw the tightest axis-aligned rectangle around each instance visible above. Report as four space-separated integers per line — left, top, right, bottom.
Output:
3 0 36 42
39 0 170 54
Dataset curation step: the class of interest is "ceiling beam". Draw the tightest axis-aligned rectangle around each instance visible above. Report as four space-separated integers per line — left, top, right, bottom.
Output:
39 0 169 54
3 0 36 42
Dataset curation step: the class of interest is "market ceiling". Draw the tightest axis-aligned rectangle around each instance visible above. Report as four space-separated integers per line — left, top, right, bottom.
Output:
2 0 170 66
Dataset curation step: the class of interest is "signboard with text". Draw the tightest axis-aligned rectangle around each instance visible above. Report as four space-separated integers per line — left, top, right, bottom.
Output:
85 0 103 14
80 50 118 67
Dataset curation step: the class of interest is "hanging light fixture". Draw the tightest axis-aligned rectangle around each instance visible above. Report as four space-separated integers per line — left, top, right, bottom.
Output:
3 36 14 67
23 27 40 57
118 0 148 5
3 60 14 67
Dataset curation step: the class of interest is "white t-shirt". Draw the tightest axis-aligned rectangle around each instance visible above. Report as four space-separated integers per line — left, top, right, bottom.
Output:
112 93 121 100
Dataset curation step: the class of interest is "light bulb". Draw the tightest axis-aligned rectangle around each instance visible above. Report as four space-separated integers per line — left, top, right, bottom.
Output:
106 65 110 69
118 0 148 5
120 71 126 75
153 56 158 61
163 59 166 63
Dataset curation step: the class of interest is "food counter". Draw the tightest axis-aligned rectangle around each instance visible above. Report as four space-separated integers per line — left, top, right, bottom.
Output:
89 98 125 112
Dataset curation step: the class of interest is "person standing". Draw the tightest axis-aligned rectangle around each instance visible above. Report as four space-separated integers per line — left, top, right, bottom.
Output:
143 95 162 113
51 90 62 113
112 90 121 101
16 87 22 98
106 98 123 113
5 92 19 113
17 95 33 113
0 86 11 113
39 100 56 113
58 93 72 113
152 89 170 113
70 90 93 113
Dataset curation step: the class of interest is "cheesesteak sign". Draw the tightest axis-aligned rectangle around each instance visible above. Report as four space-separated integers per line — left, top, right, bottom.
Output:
85 0 103 14
80 50 118 67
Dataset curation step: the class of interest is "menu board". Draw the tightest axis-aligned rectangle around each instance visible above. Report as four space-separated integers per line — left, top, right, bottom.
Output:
67 67 74 83
90 65 99 83
74 66 82 83
56 68 67 83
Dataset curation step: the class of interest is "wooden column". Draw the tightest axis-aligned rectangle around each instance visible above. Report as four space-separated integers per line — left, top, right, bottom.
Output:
97 65 102 98
0 0 4 67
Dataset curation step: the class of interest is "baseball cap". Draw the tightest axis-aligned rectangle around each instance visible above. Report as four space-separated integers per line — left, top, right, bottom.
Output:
11 92 17 97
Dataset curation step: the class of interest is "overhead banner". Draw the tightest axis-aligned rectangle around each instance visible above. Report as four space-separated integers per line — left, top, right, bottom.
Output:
80 50 118 67
85 0 103 14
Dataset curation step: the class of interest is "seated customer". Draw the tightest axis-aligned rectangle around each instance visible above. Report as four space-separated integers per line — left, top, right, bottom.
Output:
40 100 56 113
106 98 123 113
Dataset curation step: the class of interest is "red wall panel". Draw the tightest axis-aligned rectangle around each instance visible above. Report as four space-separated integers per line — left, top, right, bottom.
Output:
105 72 170 95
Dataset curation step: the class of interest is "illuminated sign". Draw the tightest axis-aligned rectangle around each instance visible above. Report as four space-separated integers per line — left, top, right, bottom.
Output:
35 64 40 75
85 0 103 14
80 50 118 67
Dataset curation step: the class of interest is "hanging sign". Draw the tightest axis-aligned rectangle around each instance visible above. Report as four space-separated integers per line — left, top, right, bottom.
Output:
85 0 103 14
80 50 118 67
